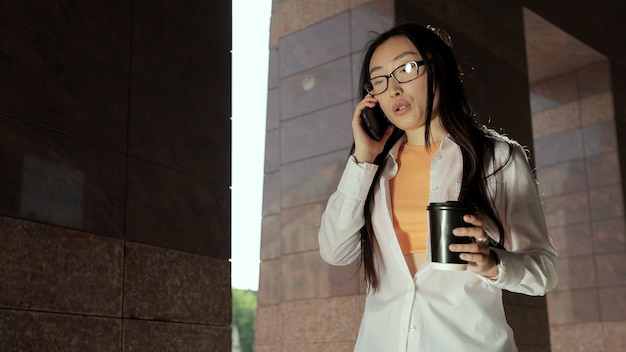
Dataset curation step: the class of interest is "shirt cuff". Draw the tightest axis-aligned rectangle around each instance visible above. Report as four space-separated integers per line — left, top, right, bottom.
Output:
337 155 379 201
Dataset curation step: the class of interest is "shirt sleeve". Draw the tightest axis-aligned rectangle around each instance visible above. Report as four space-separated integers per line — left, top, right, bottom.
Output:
318 155 378 266
479 144 559 296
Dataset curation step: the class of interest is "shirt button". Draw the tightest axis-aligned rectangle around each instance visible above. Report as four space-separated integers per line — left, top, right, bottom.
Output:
410 325 417 331
431 185 439 192
434 154 441 161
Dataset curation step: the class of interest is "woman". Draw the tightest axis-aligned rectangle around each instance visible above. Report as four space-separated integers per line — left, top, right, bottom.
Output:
318 23 558 351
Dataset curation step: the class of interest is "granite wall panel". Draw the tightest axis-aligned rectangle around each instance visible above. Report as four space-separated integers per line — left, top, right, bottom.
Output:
0 217 123 316
0 310 121 351
123 319 231 352
123 242 230 324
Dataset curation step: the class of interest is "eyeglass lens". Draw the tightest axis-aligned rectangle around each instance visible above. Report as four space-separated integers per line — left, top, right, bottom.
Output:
365 61 421 95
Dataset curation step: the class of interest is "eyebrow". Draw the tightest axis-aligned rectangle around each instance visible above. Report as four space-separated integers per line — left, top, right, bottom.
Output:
369 51 419 75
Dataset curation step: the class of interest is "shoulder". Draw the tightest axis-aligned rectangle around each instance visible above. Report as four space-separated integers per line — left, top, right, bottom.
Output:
481 127 533 169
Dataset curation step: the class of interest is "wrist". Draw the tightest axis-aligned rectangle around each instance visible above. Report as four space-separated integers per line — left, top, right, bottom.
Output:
352 151 375 164
483 251 500 280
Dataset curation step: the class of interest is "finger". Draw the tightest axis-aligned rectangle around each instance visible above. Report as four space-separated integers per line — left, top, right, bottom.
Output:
462 214 484 227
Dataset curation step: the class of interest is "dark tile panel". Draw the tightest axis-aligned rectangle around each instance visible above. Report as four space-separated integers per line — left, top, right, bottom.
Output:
262 171 281 217
351 52 364 96
132 2 230 115
533 128 585 168
553 256 596 290
129 77 230 184
599 286 626 321
595 252 626 287
281 203 325 255
535 159 587 197
350 1 394 54
0 217 123 315
260 214 281 260
125 157 230 259
542 191 590 228
266 87 280 131
281 102 353 164
264 128 280 173
529 71 579 113
123 319 230 351
142 0 231 48
0 0 131 68
0 116 126 236
123 242 230 324
281 150 347 208
282 251 361 301
589 184 624 221
585 152 620 188
280 57 353 120
577 60 611 98
0 18 129 151
583 120 617 156
0 310 121 351
279 12 350 78
546 288 600 324
592 217 626 254
257 259 282 305
268 49 279 90
548 222 594 257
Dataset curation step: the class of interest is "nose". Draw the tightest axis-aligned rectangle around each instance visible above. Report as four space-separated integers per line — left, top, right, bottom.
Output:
388 77 402 96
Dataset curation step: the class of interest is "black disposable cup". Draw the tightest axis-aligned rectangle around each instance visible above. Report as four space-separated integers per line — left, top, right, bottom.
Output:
427 201 477 271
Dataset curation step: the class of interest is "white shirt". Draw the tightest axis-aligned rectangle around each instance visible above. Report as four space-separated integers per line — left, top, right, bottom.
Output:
318 135 558 352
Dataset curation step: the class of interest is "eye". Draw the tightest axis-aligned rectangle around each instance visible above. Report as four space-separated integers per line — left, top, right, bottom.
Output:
371 77 386 86
402 62 416 74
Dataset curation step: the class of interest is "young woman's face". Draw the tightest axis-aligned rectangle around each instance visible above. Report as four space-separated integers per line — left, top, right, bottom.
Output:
368 35 440 133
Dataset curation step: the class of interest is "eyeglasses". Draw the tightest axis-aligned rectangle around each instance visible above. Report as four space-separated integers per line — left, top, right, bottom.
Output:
364 60 426 96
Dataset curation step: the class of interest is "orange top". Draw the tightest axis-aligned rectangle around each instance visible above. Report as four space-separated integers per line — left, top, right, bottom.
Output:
390 142 440 254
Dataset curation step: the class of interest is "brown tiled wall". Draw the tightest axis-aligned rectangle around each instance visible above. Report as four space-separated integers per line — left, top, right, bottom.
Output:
0 0 231 350
532 61 626 351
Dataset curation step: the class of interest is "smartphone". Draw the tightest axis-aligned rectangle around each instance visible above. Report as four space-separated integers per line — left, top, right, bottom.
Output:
361 104 388 141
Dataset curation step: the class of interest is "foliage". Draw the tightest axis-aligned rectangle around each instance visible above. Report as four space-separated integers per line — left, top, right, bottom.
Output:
232 288 257 352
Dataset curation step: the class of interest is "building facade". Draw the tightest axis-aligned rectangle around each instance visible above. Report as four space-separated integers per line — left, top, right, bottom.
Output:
256 0 626 351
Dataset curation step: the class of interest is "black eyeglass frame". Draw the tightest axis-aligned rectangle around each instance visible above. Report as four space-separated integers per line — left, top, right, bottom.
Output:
364 60 427 96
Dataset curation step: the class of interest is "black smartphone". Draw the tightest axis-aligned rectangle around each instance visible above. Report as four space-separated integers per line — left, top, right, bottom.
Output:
361 104 388 141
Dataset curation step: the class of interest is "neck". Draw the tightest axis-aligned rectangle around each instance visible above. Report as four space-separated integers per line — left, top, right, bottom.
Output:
405 119 448 146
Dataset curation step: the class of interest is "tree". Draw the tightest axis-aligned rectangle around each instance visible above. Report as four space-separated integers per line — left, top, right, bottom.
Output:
232 288 257 352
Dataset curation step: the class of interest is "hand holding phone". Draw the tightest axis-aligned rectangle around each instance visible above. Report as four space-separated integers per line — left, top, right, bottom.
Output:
361 104 388 141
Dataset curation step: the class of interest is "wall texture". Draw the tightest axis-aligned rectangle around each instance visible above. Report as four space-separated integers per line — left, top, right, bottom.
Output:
0 1 232 350
257 0 626 351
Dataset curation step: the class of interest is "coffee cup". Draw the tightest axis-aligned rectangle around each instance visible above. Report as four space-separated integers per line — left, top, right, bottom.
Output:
427 201 476 271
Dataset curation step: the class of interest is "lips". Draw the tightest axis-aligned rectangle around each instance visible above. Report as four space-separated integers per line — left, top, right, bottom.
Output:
393 100 410 114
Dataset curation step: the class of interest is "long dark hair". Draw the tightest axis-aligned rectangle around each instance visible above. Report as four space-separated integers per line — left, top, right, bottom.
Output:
356 23 511 291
